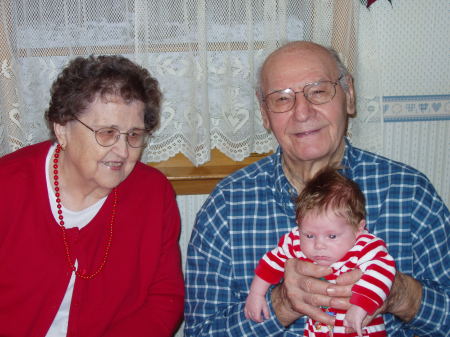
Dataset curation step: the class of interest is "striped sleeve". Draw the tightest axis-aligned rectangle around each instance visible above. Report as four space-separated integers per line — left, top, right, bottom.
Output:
255 227 300 284
350 235 396 314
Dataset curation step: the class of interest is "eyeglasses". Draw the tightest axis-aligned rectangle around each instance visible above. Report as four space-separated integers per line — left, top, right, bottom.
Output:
73 117 150 148
263 76 343 113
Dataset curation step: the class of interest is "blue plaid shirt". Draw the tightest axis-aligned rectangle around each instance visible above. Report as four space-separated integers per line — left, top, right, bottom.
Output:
184 140 450 336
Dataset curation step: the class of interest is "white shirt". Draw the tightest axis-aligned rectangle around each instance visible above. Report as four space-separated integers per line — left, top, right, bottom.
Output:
45 143 106 337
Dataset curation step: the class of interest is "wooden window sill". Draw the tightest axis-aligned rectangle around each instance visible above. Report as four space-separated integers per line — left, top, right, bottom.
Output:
147 149 271 195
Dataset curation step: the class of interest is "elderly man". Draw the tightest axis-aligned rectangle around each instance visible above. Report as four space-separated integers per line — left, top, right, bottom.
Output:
184 41 449 336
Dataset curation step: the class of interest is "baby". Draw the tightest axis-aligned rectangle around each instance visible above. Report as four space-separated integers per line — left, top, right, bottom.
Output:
244 167 396 336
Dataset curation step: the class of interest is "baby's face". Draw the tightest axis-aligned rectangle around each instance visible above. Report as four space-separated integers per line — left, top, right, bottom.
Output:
298 209 363 266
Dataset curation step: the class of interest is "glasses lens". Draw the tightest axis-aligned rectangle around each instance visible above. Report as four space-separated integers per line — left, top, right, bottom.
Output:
305 82 335 105
95 128 120 146
127 129 148 148
266 90 295 113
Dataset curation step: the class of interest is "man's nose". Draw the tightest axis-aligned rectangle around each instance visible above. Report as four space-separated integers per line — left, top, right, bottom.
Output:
292 93 315 121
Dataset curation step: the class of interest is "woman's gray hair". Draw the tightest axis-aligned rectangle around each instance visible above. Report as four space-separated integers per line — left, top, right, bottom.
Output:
255 43 351 101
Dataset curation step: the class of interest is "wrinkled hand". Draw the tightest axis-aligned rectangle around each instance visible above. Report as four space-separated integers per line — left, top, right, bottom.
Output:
343 305 367 337
329 268 363 307
342 270 422 333
271 259 362 327
359 271 422 327
244 293 270 323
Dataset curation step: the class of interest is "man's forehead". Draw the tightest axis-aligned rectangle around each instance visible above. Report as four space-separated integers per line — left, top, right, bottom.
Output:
265 46 335 73
262 63 336 92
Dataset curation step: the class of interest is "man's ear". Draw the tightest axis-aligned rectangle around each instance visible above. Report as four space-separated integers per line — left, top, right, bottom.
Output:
261 109 271 131
256 91 271 131
344 75 356 117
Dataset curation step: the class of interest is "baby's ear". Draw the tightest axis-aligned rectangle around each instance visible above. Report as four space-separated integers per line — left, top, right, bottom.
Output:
356 219 366 236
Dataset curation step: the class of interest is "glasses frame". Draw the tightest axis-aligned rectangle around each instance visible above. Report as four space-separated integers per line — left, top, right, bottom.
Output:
263 75 343 113
72 116 150 148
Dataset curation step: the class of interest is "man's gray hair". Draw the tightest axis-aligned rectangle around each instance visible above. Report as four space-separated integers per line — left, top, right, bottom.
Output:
327 47 350 92
255 43 351 102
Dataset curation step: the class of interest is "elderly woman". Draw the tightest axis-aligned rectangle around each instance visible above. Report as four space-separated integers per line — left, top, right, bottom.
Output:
0 56 184 336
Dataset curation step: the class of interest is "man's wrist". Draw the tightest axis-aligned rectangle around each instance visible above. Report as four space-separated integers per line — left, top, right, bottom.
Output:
386 271 422 322
271 284 303 327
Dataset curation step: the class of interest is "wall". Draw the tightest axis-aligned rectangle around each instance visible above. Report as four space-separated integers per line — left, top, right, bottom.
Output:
358 0 449 204
176 194 207 336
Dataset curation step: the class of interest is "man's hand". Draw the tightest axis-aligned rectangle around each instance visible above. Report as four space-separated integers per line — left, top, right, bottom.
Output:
271 259 361 327
359 271 422 327
334 270 422 330
327 268 363 308
272 259 422 329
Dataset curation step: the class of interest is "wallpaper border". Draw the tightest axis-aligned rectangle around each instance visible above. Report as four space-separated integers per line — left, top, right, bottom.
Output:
383 95 450 123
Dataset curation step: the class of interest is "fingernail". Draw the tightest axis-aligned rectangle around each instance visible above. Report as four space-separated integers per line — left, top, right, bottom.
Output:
326 287 335 295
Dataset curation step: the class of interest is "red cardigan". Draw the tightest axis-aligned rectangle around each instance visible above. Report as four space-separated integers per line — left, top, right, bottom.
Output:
0 141 184 337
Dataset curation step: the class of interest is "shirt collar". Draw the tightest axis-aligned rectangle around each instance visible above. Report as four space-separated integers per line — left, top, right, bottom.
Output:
273 138 355 202
273 147 298 211
340 137 356 179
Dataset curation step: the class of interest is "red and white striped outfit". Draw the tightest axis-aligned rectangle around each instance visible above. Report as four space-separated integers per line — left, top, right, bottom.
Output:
255 228 396 337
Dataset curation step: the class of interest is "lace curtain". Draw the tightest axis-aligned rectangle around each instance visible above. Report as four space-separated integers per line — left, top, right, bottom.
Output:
0 0 376 165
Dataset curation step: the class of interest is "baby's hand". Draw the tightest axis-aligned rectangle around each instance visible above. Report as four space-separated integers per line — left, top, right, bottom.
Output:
343 305 367 337
244 293 270 323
